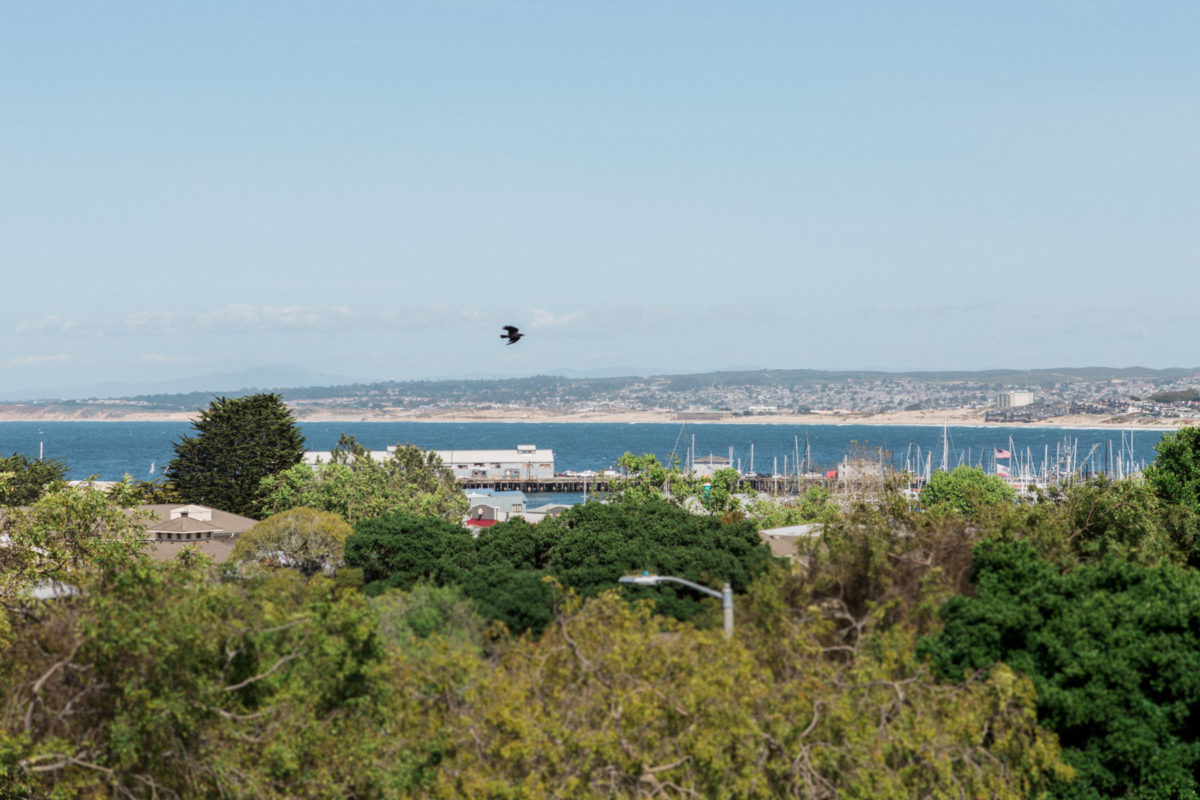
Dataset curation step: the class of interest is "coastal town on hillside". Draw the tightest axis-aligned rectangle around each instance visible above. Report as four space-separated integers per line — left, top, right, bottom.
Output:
3 368 1199 426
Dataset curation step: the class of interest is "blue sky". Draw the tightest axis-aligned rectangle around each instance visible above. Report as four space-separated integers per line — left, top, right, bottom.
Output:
3 2 1198 396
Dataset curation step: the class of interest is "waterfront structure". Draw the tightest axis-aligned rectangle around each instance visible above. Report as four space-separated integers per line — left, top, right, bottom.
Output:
435 444 554 480
304 444 555 480
465 490 569 529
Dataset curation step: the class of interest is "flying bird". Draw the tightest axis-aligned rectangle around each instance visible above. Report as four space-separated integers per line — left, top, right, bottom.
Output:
501 325 524 345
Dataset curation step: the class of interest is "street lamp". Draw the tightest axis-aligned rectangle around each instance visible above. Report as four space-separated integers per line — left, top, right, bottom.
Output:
618 573 734 639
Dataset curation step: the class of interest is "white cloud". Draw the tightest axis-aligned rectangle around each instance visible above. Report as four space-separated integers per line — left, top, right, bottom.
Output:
4 354 72 367
140 353 190 363
197 303 355 331
526 309 582 328
121 311 178 333
14 315 76 334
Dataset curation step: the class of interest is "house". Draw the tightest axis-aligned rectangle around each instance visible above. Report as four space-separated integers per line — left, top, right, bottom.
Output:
141 504 258 563
464 493 572 529
466 491 528 528
758 524 822 560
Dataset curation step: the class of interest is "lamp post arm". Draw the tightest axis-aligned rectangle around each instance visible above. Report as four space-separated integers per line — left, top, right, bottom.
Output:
641 575 724 600
619 574 734 638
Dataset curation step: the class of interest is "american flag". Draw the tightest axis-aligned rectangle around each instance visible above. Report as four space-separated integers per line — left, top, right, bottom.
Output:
994 448 1011 459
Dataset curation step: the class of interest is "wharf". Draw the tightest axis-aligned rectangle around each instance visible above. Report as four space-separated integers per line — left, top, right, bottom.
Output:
459 476 612 493
458 474 830 495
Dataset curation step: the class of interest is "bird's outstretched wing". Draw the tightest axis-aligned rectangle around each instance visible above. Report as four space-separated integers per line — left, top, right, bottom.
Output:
502 325 519 335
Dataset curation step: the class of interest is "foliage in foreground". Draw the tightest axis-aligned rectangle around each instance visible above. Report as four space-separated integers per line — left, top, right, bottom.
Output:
1 546 451 798
921 539 1200 800
434 586 1069 799
16 429 1200 798
344 498 776 633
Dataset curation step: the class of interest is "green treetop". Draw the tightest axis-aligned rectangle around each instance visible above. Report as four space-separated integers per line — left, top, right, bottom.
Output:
0 452 68 507
166 393 305 517
259 437 466 524
920 464 1016 516
230 507 353 576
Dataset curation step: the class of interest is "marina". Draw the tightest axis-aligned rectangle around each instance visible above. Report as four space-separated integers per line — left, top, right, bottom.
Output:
0 420 1171 497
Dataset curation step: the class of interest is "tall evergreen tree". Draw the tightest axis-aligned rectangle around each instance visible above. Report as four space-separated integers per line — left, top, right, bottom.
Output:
0 452 68 506
166 393 305 516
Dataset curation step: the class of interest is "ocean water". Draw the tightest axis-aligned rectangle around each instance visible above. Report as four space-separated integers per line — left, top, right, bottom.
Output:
0 420 1170 495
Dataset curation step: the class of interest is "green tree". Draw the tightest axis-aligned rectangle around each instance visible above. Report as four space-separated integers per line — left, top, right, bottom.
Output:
696 466 746 515
1 540 438 799
230 507 352 576
1144 426 1200 561
110 474 180 504
745 484 841 528
344 512 477 594
434 590 1070 800
0 485 148 649
608 452 683 504
1145 426 1200 512
1017 476 1186 567
921 539 1200 800
259 440 466 524
0 452 68 507
920 465 1016 515
542 498 774 625
372 583 488 655
608 453 753 515
459 564 557 635
472 516 554 571
166 393 304 516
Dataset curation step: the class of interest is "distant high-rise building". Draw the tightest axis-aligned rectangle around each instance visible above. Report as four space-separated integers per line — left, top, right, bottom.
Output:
995 390 1035 408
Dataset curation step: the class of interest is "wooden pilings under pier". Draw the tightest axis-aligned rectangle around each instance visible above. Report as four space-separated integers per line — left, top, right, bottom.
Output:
458 475 831 495
459 477 613 493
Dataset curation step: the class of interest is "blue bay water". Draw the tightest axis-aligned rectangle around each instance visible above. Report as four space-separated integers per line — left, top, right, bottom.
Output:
0 421 1170 507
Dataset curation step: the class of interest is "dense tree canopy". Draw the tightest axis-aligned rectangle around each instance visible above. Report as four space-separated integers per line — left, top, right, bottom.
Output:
434 588 1070 800
920 464 1016 515
1144 425 1200 561
0 485 147 649
1145 426 1200 512
345 512 477 593
541 498 773 622
20 429 1200 798
921 539 1200 800
166 393 305 516
342 499 775 633
230 506 353 576
0 452 68 507
259 438 466 524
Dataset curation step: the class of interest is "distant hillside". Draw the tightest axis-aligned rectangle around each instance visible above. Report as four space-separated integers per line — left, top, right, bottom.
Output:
5 366 1196 416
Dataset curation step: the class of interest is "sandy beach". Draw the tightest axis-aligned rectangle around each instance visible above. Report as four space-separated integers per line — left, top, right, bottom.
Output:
0 404 1190 429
